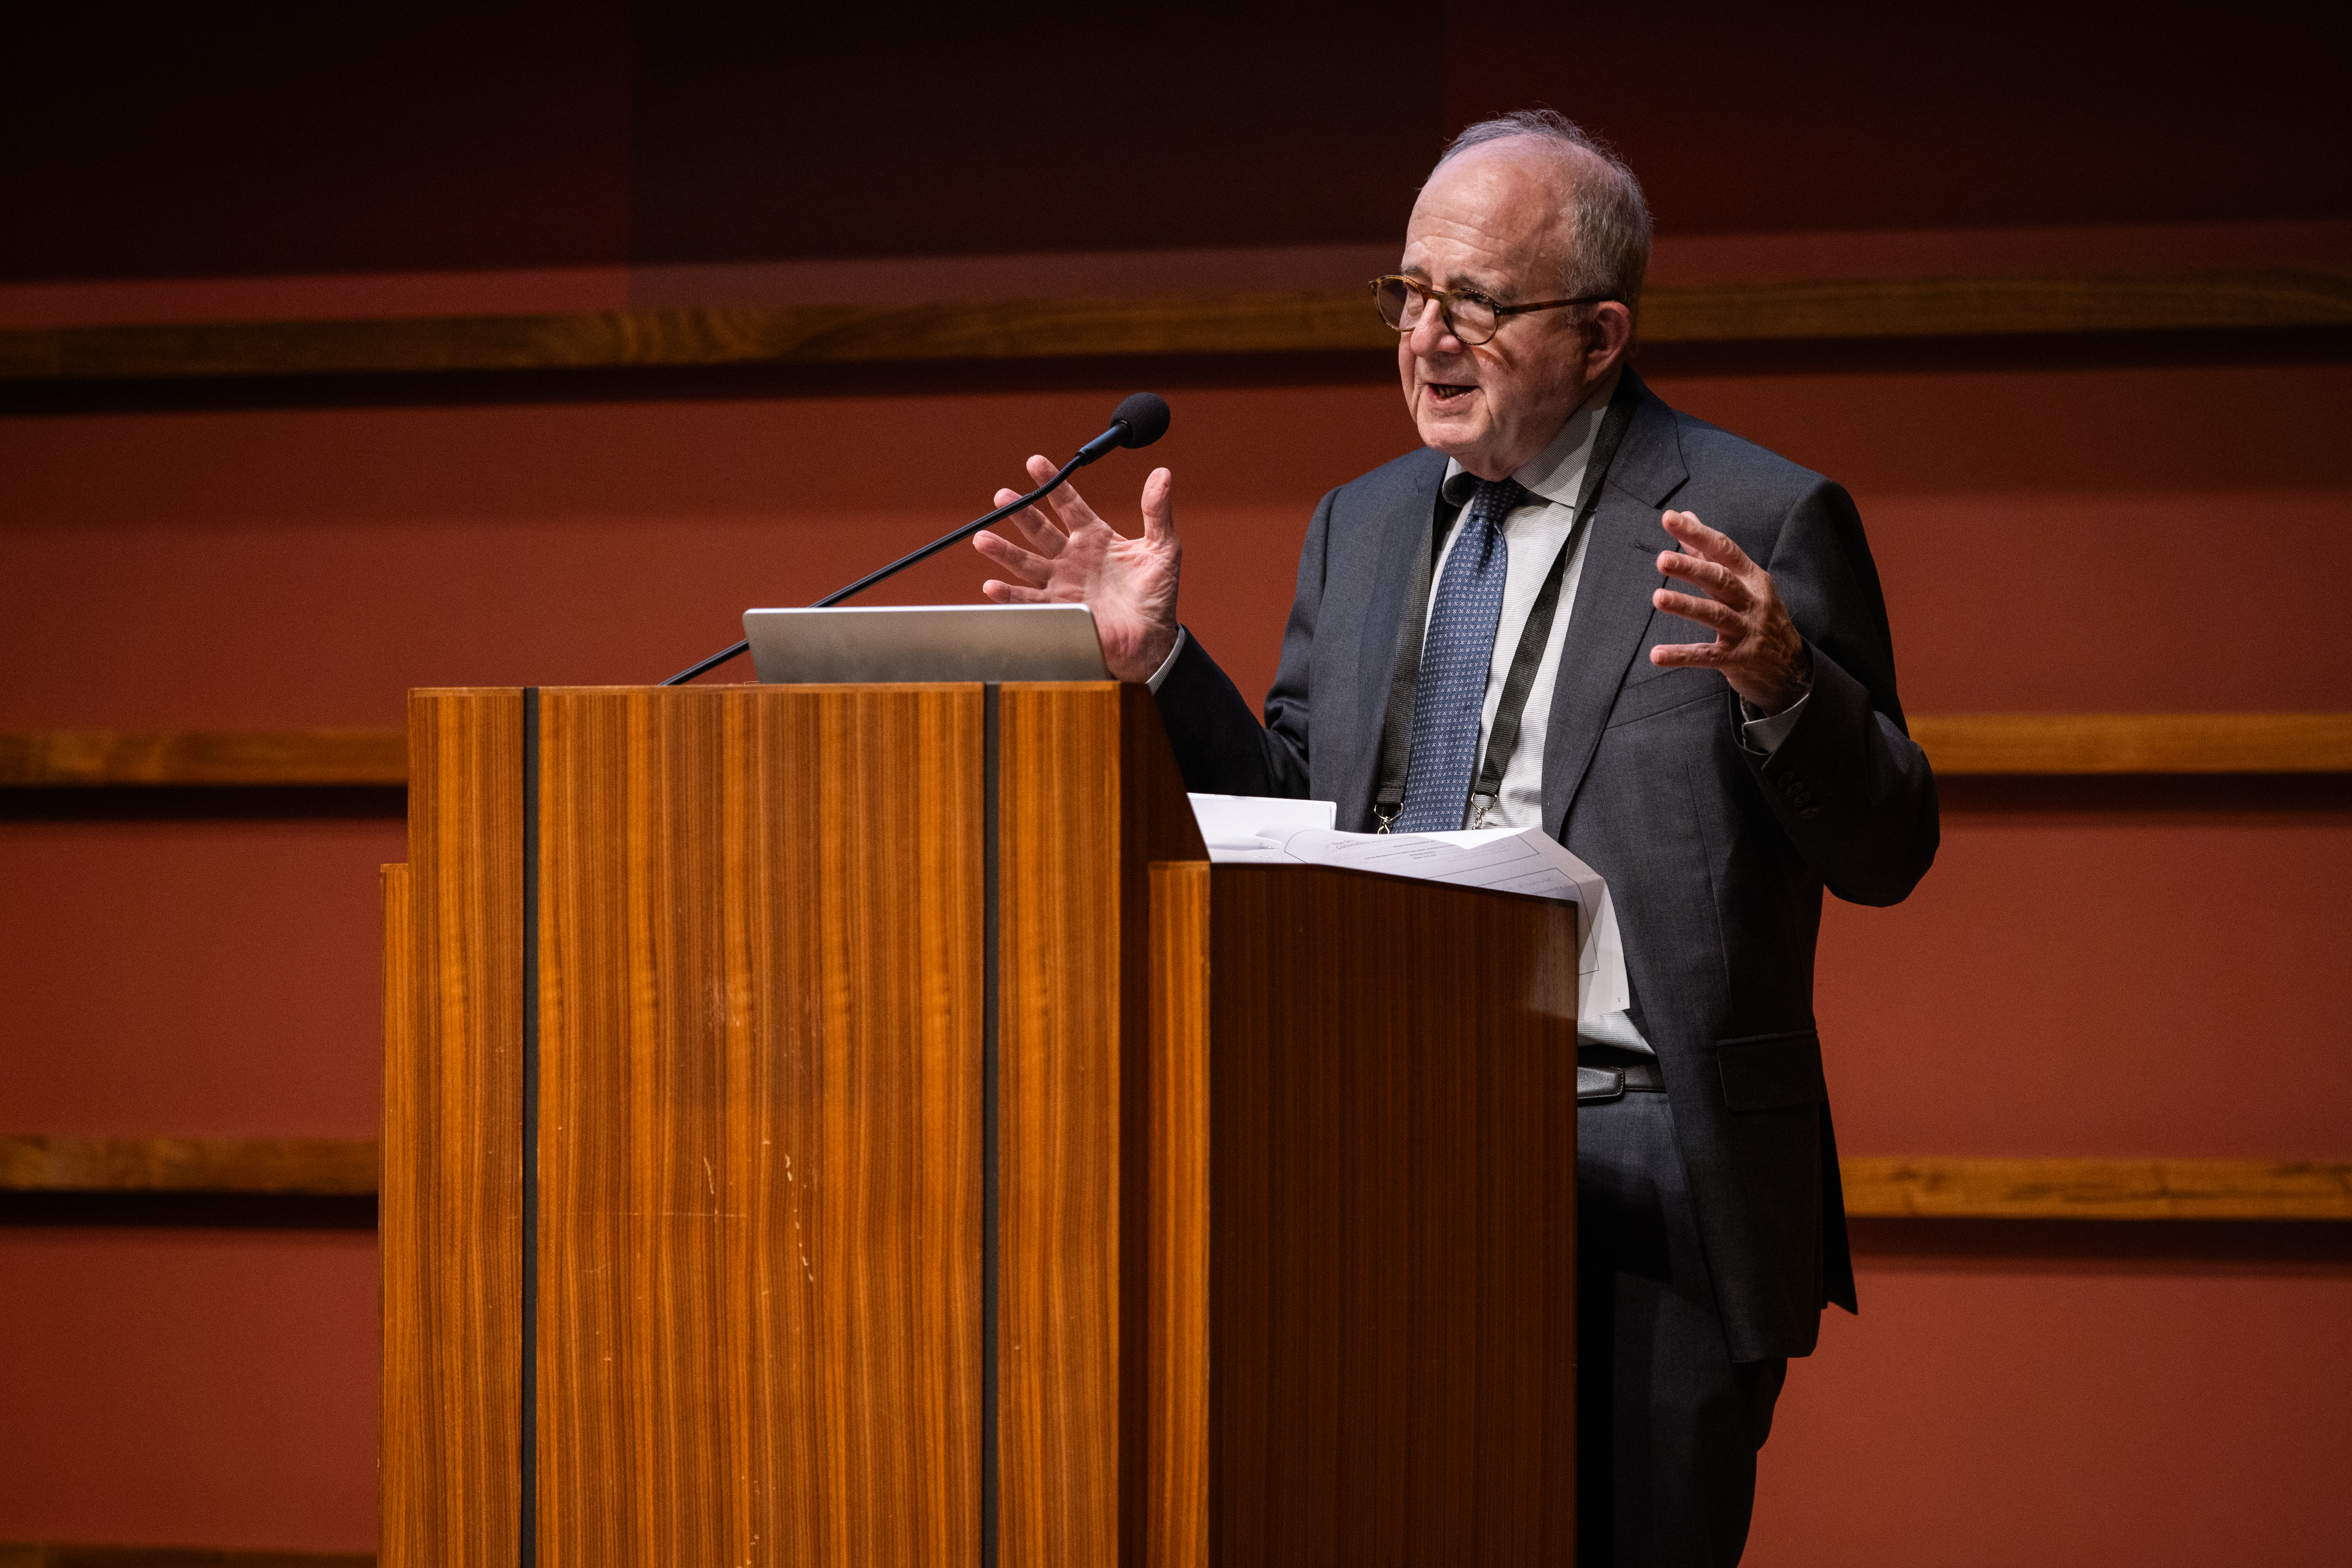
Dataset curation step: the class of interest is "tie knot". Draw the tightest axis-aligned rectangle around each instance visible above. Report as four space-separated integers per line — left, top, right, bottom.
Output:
1471 477 1530 530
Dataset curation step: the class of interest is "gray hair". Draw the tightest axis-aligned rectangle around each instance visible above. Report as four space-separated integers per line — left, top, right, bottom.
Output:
1435 110 1652 315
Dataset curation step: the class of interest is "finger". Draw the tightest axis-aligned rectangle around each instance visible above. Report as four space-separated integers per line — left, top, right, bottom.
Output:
981 579 1055 605
1650 636 1731 668
971 528 1051 586
1660 510 1748 568
1652 588 1745 637
1027 456 1111 535
1139 467 1179 549
1654 549 1751 608
993 488 1067 555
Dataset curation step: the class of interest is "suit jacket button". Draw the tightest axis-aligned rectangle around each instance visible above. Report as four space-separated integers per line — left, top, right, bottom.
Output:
1800 806 1821 818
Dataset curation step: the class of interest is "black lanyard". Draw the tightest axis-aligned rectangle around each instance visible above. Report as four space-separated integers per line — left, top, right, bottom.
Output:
1373 390 1634 831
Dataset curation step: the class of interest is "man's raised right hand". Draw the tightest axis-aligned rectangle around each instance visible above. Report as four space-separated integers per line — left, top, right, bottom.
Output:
973 453 1183 682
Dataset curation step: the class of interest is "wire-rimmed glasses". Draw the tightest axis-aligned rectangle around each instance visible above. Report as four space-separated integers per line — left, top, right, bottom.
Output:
1370 274 1614 347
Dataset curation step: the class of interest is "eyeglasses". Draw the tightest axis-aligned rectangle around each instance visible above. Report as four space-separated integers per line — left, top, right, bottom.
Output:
1370 274 1615 347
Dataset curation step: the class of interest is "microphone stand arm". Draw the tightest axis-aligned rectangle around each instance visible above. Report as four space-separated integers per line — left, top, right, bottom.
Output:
660 448 1091 687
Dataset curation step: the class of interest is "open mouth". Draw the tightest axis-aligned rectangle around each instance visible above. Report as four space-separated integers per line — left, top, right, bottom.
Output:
1427 382 1477 405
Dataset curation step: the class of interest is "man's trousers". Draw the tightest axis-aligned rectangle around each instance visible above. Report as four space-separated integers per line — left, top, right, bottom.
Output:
1577 1090 1791 1567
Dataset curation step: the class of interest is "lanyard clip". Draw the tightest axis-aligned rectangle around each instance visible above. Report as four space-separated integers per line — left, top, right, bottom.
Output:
1469 792 1497 830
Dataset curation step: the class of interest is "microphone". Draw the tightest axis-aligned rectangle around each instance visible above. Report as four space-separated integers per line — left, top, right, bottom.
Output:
661 393 1172 686
1072 392 1172 466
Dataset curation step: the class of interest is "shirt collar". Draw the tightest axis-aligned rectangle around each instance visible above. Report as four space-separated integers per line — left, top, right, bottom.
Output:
1440 363 1625 510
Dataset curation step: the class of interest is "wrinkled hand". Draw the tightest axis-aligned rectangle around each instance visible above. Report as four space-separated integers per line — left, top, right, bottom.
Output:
1649 510 1811 712
973 455 1182 682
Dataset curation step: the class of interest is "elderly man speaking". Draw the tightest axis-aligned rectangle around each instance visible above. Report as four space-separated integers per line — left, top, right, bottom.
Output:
975 109 1938 1566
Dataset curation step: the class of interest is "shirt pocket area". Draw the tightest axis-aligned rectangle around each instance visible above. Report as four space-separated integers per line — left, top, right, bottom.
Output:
1714 1029 1827 1112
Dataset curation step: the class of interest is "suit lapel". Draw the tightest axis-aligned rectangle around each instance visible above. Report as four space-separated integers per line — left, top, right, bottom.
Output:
1542 372 1691 837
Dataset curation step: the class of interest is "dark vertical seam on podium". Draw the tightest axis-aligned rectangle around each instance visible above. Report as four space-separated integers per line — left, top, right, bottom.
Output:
981 683 1001 1568
520 687 539 1568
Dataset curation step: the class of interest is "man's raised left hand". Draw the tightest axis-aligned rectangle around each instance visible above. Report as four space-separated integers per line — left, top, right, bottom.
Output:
1649 510 1812 713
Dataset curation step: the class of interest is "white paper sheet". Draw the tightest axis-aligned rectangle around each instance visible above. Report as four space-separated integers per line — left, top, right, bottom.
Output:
1186 791 1336 847
1185 795 1629 1024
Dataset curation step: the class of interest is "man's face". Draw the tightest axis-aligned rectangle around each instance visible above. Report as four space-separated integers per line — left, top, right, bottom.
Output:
1397 140 1600 481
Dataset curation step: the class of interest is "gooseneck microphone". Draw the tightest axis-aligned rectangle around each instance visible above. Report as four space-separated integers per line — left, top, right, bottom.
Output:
661 392 1172 686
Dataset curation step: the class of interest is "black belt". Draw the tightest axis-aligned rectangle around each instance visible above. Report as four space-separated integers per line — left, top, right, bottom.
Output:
1577 1046 1665 1101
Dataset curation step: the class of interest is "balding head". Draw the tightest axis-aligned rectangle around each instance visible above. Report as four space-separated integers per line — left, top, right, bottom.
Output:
1395 121 1640 478
1433 110 1652 315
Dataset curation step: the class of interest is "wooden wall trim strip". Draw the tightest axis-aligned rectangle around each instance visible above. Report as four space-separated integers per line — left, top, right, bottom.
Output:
8 714 2348 787
0 1134 377 1194
2 268 2343 384
1840 1158 2352 1220
8 1138 2344 1219
0 729 408 785
0 1544 374 1567
1647 267 2352 342
1907 712 2352 774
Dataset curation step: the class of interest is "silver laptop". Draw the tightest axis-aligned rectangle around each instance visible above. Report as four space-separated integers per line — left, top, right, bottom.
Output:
742 604 1113 684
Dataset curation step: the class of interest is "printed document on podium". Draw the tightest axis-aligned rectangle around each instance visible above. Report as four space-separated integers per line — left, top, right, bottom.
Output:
1187 793 1628 1023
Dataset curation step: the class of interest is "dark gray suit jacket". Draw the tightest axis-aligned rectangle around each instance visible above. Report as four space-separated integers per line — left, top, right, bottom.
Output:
1154 369 1938 1361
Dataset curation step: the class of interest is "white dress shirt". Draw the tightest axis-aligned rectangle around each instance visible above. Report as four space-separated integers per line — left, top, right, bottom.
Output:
1425 369 1807 839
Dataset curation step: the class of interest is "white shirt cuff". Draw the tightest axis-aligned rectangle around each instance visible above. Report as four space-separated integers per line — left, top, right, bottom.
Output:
1144 627 1189 692
1739 691 1808 757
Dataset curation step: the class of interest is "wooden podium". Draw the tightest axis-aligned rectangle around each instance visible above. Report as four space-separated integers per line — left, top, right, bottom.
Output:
382 681 1581 1566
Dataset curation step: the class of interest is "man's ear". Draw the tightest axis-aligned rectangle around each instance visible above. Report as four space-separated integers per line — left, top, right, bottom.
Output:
1587 300 1636 376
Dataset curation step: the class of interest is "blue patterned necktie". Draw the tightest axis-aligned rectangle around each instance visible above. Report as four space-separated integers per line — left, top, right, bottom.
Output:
1394 477 1528 833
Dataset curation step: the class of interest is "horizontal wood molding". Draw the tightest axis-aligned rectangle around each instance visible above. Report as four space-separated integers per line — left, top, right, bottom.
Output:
0 1546 372 1567
1647 267 2352 342
1841 1158 2352 1220
6 1138 2343 1219
7 714 2347 788
0 729 407 785
2 268 2344 384
1908 712 2352 774
0 1135 378 1195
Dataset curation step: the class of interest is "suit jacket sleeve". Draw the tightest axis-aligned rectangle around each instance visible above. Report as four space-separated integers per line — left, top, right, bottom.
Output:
1743 477 1938 907
1151 483 1336 799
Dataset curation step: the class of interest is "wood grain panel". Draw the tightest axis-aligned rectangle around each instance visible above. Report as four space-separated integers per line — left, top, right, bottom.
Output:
1842 1158 2352 1219
534 684 981 1566
380 688 524 1568
1201 864 1581 1567
993 683 1202 1563
0 1134 376 1193
1145 862 1212 1568
1913 712 2352 774
0 729 407 785
996 682 1130 1567
4 269 2343 384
